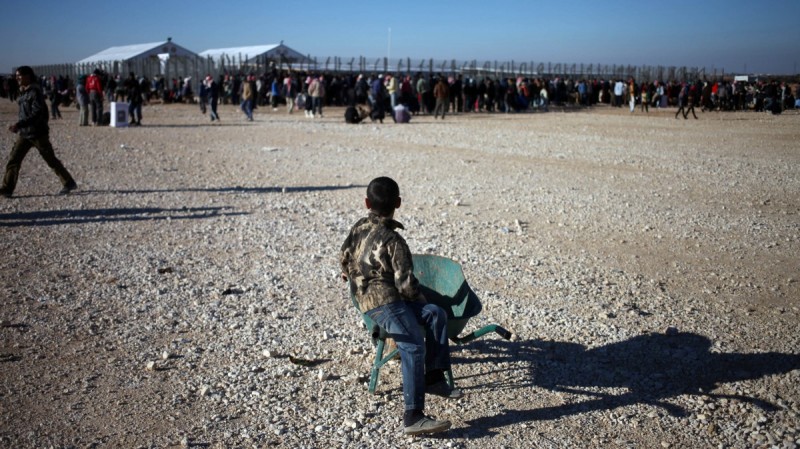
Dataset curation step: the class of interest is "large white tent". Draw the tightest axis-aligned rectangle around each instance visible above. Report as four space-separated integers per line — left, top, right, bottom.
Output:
77 38 198 66
76 38 199 80
198 43 310 66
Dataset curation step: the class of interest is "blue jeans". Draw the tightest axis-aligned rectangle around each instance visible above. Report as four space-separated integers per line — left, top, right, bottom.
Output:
241 99 253 120
312 97 323 116
89 91 103 124
209 98 219 121
365 301 451 411
128 102 142 123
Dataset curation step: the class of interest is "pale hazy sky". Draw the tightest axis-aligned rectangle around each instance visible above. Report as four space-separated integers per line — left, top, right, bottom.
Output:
2 0 797 74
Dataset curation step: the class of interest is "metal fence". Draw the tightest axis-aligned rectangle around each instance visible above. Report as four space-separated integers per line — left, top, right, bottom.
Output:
314 57 718 83
26 54 722 86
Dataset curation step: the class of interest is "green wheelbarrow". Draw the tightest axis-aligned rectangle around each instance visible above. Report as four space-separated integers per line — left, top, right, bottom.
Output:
350 254 512 394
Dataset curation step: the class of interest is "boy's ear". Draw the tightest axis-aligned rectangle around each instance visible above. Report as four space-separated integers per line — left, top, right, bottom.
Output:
395 197 402 209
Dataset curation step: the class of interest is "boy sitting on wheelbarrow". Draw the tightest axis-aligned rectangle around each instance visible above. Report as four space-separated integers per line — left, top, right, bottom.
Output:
340 176 462 436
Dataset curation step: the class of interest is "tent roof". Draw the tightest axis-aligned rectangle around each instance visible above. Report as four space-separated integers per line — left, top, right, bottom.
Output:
77 40 198 64
198 43 309 63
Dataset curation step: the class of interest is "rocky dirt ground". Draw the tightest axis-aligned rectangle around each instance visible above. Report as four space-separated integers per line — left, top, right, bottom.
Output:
0 99 798 449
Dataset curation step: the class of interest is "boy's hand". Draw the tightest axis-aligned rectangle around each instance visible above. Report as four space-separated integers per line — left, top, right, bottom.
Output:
340 273 348 282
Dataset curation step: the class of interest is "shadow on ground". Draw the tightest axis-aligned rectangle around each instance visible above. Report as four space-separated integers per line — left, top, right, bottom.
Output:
0 206 244 227
451 332 800 438
9 184 365 199
93 184 366 195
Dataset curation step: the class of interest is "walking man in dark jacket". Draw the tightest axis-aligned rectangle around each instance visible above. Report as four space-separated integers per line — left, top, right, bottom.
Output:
1 66 77 198
125 72 143 126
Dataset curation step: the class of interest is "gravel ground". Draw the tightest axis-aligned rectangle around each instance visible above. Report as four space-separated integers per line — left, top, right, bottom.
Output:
0 100 798 449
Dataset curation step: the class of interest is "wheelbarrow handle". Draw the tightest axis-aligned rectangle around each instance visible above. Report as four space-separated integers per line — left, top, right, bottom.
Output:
452 324 513 344
497 326 513 340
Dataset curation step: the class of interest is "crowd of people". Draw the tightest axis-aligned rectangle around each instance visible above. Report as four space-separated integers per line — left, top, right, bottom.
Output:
190 71 799 123
606 77 797 116
1 69 152 126
2 70 798 126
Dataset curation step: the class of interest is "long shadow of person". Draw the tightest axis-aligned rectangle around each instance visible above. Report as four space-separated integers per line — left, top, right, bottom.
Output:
459 332 800 437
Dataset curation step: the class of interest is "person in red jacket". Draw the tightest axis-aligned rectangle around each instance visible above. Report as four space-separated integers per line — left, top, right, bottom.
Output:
85 69 104 126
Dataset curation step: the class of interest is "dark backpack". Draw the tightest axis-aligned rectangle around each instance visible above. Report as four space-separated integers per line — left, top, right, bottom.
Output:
345 106 361 124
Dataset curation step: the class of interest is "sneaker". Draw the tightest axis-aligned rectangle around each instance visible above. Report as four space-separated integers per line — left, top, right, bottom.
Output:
426 380 463 399
59 181 77 195
0 188 12 198
403 416 451 436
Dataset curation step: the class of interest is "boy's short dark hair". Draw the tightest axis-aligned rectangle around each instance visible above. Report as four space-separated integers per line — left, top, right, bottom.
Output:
16 66 35 78
367 177 400 216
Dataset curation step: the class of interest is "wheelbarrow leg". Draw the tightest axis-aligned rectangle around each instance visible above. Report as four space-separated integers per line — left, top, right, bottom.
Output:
369 338 385 394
